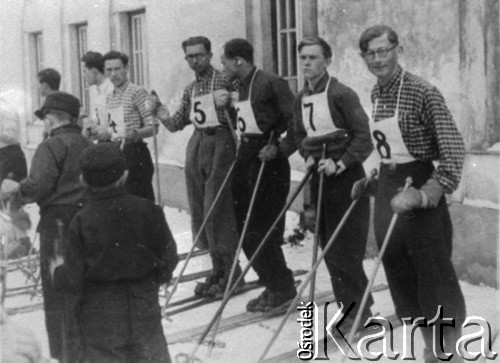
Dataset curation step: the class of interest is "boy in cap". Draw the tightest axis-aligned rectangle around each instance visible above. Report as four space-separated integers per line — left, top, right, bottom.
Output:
50 142 178 362
1 91 91 362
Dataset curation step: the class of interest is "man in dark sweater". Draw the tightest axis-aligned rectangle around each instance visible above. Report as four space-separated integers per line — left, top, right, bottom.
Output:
51 142 178 362
220 38 297 312
293 37 374 334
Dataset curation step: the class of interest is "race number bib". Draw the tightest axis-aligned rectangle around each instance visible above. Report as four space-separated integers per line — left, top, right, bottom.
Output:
234 100 262 135
107 105 125 139
189 93 219 128
301 92 343 136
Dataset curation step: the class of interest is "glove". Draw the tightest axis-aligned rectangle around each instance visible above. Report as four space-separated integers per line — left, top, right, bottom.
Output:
335 160 346 175
317 158 337 176
159 112 177 133
213 90 230 107
351 177 378 200
229 91 239 107
82 120 98 138
420 178 443 208
9 208 31 232
145 92 162 114
258 144 278 162
1 179 20 198
390 187 424 213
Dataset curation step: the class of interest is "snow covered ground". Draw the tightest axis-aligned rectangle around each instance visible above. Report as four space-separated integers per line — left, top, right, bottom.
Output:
4 205 499 362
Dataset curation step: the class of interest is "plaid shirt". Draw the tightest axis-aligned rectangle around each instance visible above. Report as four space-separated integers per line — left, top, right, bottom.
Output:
371 66 465 193
171 66 232 130
106 81 152 130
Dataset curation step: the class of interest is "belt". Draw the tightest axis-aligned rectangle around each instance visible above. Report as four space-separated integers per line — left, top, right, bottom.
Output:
195 126 227 136
380 159 431 173
240 134 278 144
105 138 144 146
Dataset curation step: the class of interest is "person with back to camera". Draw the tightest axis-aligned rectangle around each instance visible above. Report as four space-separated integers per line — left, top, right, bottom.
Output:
51 142 179 362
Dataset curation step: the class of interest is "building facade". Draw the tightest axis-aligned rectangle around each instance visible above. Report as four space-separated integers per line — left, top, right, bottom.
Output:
0 0 498 285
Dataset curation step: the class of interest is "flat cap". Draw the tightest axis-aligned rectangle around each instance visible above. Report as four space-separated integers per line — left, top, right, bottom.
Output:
35 92 80 119
79 143 127 187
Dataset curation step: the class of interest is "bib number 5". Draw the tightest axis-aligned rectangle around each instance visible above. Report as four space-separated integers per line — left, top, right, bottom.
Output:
303 102 315 131
373 130 391 159
193 101 206 124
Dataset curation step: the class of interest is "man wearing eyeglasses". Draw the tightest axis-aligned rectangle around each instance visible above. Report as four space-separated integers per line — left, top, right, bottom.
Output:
292 37 374 336
355 25 466 362
146 36 242 298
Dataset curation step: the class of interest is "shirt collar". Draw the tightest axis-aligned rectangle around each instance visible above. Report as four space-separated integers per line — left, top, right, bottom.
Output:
373 65 403 97
304 71 330 95
195 65 215 83
88 186 128 200
50 123 82 137
114 80 130 94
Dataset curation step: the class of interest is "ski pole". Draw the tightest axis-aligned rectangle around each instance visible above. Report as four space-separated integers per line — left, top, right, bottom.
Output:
161 159 237 315
340 176 413 363
309 144 326 301
257 169 378 362
187 164 314 362
206 131 275 356
150 90 162 206
54 219 69 363
224 109 239 153
0 209 11 311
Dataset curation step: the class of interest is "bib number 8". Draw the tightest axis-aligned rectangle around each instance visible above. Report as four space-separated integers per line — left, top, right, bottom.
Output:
303 102 316 131
373 130 391 159
193 101 206 125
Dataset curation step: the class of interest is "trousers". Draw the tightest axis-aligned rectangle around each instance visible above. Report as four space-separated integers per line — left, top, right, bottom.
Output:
310 162 373 317
184 128 239 274
79 280 171 363
39 205 82 362
232 139 295 292
122 141 155 202
374 161 466 346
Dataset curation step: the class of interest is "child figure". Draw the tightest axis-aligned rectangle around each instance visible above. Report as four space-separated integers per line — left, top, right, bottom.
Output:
50 142 178 362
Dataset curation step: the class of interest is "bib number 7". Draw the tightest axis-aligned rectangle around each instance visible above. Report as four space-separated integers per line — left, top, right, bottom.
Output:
303 102 316 131
193 101 206 124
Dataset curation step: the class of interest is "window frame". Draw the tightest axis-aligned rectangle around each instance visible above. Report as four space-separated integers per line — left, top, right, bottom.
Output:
75 23 89 114
128 10 149 88
272 0 299 93
31 32 44 112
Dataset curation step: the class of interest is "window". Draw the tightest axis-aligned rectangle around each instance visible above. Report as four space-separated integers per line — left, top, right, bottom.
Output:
271 0 298 92
75 24 89 113
31 32 44 110
129 11 148 87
